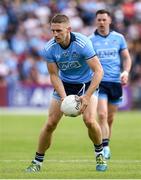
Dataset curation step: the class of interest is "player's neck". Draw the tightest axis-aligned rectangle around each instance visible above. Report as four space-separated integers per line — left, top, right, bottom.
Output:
60 33 71 48
98 29 110 36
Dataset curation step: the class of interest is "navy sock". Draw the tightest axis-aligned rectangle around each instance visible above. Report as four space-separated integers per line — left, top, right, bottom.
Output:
102 139 109 147
34 152 45 163
94 143 103 155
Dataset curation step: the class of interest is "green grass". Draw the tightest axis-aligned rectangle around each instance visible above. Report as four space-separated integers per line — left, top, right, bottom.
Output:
0 111 141 179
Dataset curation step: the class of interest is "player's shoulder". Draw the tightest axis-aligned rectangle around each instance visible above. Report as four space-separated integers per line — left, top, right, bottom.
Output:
44 38 57 52
73 32 88 39
73 32 91 42
72 32 92 47
110 30 125 38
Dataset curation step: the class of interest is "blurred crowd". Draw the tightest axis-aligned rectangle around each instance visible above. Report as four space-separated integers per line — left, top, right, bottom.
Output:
0 0 141 106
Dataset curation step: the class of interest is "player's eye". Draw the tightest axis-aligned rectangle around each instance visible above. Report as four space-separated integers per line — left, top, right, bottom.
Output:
51 30 62 33
56 30 62 33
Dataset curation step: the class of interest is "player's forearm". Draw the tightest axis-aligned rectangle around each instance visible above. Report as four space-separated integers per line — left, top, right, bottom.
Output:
123 60 132 73
121 57 132 80
85 67 103 97
50 75 66 99
122 50 132 73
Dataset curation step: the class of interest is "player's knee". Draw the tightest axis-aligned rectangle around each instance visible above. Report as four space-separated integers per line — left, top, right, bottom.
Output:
98 111 107 122
46 121 58 132
84 119 95 129
108 116 114 126
108 112 115 122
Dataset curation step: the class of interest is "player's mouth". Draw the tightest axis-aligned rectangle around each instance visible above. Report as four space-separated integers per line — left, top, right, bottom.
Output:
55 37 61 41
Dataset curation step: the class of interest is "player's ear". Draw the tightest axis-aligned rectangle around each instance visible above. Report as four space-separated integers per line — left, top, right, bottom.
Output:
109 17 112 24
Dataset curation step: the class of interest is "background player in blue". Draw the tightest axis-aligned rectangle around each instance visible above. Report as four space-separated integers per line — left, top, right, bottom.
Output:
26 14 107 172
90 9 132 160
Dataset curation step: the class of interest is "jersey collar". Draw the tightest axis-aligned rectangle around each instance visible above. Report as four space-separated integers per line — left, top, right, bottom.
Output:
59 32 76 49
94 29 112 38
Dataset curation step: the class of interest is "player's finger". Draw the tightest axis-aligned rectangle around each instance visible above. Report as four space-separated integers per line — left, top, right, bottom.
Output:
80 103 88 113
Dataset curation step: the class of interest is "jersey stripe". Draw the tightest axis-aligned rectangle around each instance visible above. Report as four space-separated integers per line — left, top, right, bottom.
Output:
75 37 86 48
44 40 56 51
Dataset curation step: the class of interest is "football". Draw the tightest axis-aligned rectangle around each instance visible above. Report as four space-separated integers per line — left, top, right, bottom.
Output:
60 95 81 117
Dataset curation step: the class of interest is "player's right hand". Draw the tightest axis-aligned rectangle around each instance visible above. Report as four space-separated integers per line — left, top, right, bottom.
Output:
79 95 90 113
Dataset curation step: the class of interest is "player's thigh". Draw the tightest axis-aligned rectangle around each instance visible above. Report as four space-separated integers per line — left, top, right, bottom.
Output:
83 95 98 122
47 98 63 124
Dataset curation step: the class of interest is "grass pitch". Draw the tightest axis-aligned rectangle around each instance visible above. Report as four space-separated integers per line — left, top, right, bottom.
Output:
0 110 141 179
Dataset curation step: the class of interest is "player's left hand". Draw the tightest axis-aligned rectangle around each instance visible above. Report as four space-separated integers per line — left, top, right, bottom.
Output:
120 71 129 86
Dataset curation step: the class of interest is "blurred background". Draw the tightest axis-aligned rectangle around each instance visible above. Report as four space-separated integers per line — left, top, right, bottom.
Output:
0 0 141 110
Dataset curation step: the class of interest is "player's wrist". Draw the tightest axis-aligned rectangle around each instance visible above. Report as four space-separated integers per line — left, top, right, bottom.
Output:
82 94 91 102
121 70 129 77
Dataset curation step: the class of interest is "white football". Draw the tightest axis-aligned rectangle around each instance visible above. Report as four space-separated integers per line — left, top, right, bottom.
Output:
61 95 81 117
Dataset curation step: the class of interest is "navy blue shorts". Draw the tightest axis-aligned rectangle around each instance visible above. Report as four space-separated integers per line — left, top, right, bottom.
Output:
53 81 98 101
98 81 122 105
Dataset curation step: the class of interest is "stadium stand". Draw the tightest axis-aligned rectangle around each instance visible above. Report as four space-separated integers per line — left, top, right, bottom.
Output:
0 0 141 109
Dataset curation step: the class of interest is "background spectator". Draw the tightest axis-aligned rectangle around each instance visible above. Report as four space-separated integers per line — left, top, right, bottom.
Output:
0 0 141 108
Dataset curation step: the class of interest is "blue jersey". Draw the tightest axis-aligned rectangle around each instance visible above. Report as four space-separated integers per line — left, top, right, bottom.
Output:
42 32 96 83
89 30 127 82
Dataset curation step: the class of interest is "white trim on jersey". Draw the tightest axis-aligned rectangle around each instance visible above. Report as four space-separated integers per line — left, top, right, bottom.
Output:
45 39 56 51
75 37 86 48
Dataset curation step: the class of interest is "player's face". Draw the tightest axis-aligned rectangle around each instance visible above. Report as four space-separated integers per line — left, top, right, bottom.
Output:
51 23 71 46
96 13 111 35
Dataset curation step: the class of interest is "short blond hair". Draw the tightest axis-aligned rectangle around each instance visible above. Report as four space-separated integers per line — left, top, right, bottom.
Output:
50 14 70 24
